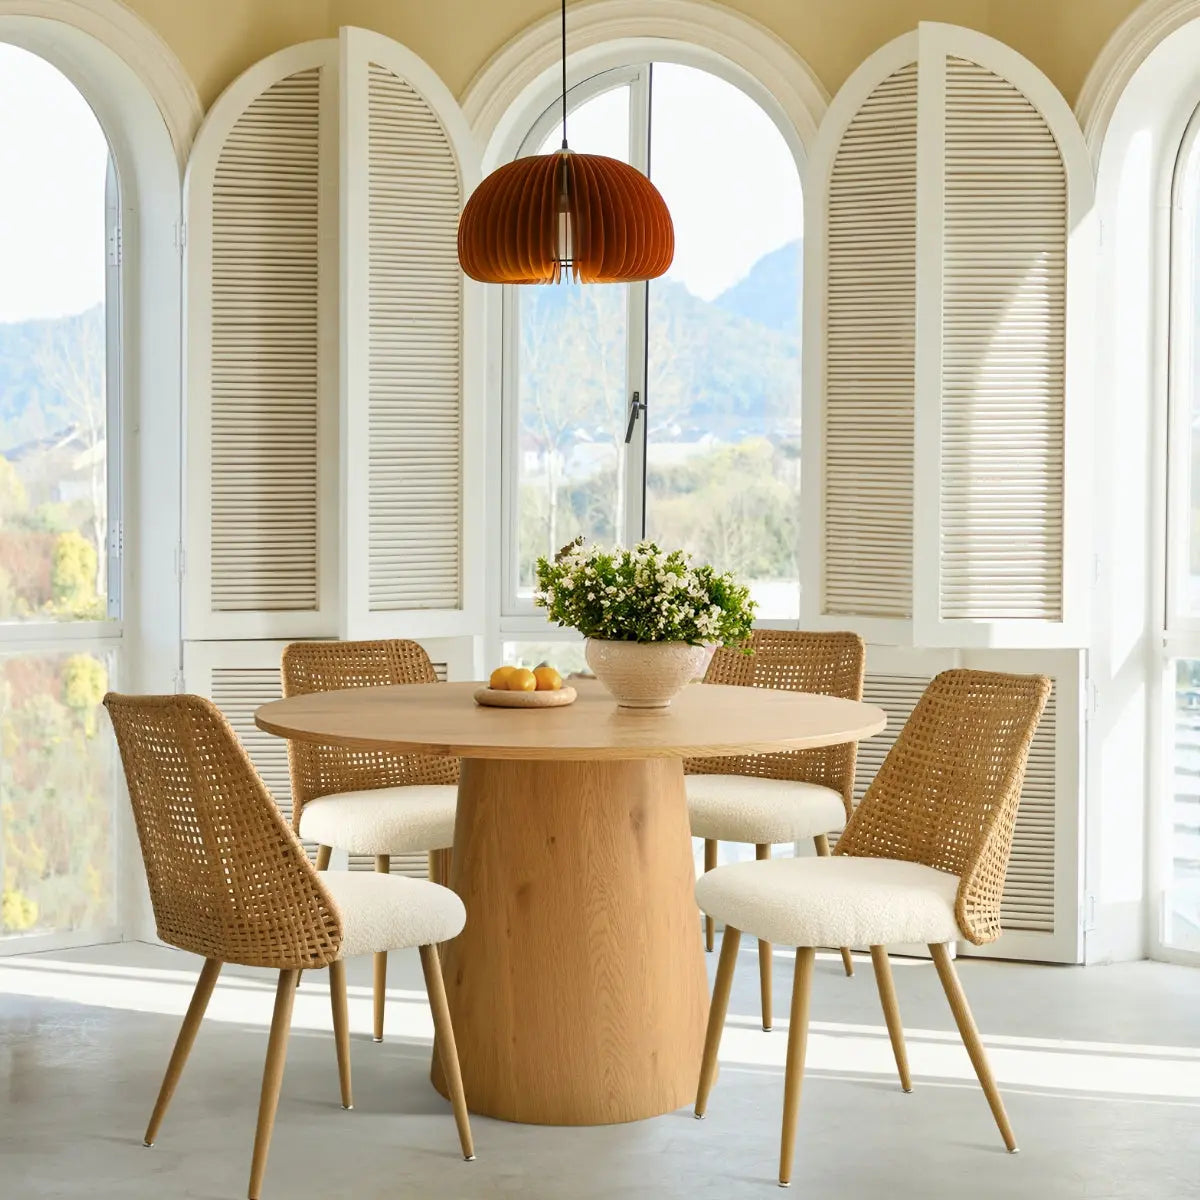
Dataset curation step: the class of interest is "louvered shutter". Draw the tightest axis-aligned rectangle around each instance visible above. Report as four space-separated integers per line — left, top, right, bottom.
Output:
184 43 339 640
822 63 918 627
339 28 483 640
803 25 1092 648
913 27 1093 647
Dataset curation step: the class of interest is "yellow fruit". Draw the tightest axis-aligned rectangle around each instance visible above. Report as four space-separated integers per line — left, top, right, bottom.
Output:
489 665 517 690
533 666 563 691
508 668 537 692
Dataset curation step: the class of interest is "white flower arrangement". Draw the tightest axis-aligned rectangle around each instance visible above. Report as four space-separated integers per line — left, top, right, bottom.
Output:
534 538 756 646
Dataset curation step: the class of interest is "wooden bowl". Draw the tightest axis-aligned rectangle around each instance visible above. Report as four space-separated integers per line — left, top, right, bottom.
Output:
474 686 578 709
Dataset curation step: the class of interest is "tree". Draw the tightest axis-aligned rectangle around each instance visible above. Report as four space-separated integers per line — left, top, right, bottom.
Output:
34 308 106 594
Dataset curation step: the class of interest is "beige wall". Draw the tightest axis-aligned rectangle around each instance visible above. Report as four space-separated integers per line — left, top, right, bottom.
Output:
121 0 1148 113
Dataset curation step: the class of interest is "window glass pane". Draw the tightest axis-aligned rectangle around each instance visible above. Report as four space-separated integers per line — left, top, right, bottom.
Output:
514 86 631 600
502 639 587 677
644 65 803 619
1169 660 1200 951
0 46 111 623
1 647 116 939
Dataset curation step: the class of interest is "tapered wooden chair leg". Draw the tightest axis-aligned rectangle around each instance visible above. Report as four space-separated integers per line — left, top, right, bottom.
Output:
328 960 353 1110
144 958 222 1146
703 839 717 951
756 844 773 1030
929 943 1017 1152
420 944 475 1160
779 947 816 1188
373 854 390 1042
813 835 854 976
315 844 332 872
695 925 741 1118
248 970 299 1200
869 946 911 1092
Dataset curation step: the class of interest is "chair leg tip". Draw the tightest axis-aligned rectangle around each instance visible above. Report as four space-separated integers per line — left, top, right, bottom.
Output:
693 1110 705 1120
902 1086 913 1094
143 1141 154 1149
372 1036 383 1044
762 1025 772 1033
778 1181 791 1189
464 1154 477 1162
342 1104 354 1111
1007 1146 1019 1155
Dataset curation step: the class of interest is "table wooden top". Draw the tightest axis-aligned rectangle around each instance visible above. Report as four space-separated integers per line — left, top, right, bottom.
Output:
255 679 886 762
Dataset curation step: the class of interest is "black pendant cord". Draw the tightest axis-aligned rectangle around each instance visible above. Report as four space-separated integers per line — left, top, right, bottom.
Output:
560 0 568 150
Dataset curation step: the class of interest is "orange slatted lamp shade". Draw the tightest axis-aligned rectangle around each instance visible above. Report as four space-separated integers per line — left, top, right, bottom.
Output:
456 0 674 285
458 150 674 284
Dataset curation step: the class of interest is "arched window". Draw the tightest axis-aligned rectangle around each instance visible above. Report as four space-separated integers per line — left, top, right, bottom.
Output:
1164 103 1200 956
0 43 121 944
501 62 804 669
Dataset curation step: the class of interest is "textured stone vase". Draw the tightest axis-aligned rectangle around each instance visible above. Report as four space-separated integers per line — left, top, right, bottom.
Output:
584 639 709 709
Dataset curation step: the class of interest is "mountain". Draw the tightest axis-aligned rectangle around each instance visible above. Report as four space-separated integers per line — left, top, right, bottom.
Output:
0 306 104 452
713 239 801 337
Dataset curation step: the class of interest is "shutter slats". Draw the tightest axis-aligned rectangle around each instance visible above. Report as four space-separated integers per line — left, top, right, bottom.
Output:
365 63 463 613
210 68 322 614
939 58 1066 622
824 63 917 619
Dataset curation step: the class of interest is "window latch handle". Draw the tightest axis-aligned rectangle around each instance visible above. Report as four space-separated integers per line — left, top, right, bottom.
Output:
624 391 645 444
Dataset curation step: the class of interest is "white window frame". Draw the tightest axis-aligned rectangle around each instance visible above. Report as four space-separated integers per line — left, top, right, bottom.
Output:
494 56 809 657
1155 99 1200 965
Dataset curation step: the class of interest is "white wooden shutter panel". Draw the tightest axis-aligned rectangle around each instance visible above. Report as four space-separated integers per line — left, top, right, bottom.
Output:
340 28 482 641
185 44 338 640
823 62 917 623
936 57 1066 623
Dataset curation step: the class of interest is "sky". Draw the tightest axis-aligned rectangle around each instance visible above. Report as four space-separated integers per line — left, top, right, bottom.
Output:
0 44 109 324
538 62 803 302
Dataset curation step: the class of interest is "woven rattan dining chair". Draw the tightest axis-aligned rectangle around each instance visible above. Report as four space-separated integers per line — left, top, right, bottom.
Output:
281 639 460 1043
685 630 866 1030
693 669 1050 1187
104 693 474 1200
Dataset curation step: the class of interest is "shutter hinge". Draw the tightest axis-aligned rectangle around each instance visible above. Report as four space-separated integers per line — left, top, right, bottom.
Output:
172 670 186 694
1082 894 1096 933
175 219 188 253
174 543 186 580
1084 680 1098 723
108 520 124 560
106 224 122 268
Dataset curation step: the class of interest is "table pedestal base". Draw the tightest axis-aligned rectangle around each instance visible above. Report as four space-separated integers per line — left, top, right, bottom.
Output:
432 756 708 1125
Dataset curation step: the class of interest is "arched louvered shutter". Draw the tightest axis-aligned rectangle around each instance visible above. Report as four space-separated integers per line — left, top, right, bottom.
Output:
913 26 1093 647
803 24 1092 648
340 28 483 640
803 35 919 647
184 42 339 640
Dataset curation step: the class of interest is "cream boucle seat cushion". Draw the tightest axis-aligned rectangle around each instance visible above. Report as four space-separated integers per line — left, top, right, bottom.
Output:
694 856 960 948
297 785 456 854
686 775 847 843
321 870 465 958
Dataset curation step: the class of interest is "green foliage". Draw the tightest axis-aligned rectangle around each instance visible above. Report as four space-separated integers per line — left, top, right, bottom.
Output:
0 455 26 519
51 530 101 618
0 652 114 937
535 538 756 646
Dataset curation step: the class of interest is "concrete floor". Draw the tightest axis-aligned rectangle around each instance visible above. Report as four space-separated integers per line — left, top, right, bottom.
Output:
1 942 1198 1200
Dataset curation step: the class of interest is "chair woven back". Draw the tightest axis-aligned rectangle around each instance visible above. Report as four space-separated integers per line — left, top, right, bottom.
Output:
835 669 1051 945
685 630 866 817
104 693 343 970
281 640 459 828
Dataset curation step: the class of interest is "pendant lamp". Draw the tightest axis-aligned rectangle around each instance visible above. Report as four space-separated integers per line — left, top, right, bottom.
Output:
457 0 674 284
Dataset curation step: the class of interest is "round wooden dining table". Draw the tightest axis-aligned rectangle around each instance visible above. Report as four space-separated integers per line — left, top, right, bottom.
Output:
256 678 885 1126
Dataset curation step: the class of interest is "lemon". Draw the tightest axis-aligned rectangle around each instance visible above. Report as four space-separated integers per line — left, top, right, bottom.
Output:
489 665 517 689
508 667 537 692
533 666 563 691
